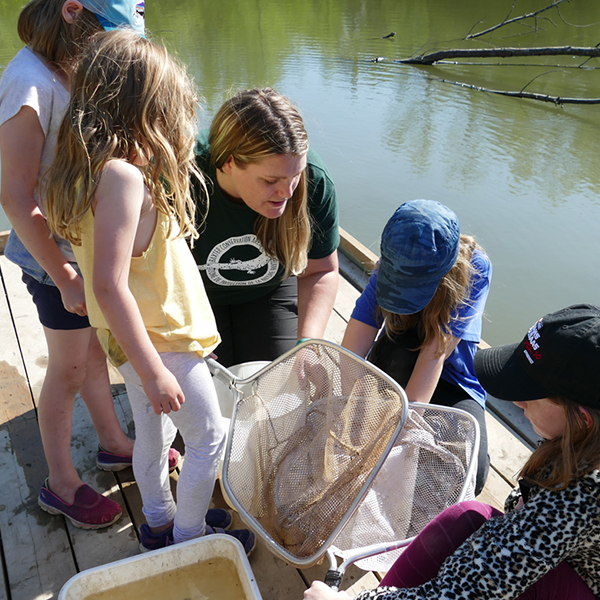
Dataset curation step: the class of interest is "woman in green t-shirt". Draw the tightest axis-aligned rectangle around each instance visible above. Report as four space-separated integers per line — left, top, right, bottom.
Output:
192 88 339 367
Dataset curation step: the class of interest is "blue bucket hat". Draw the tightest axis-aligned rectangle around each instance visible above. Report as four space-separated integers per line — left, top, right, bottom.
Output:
376 200 460 315
80 0 145 36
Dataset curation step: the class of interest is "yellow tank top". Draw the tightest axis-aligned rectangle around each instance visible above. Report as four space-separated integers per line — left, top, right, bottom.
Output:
73 208 220 367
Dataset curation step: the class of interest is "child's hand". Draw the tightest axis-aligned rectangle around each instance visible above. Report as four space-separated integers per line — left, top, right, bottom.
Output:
143 366 185 415
58 273 88 316
303 581 351 600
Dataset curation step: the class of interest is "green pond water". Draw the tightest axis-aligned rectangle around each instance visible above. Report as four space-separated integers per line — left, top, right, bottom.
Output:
1 0 599 348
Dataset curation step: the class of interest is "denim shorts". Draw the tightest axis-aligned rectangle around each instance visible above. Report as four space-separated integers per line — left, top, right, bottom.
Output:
21 272 90 331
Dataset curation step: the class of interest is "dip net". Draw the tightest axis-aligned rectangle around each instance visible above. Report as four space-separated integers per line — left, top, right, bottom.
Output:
330 403 479 572
219 341 409 567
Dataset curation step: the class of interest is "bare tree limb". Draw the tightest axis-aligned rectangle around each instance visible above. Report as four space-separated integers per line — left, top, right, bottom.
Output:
518 69 564 93
465 0 570 39
396 46 600 65
431 76 600 104
578 41 600 68
555 4 600 28
431 60 599 69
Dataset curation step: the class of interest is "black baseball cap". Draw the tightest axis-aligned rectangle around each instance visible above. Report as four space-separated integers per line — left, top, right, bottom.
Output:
474 304 600 409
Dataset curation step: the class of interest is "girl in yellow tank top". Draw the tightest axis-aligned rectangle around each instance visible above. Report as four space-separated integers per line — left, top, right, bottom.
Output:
46 30 255 553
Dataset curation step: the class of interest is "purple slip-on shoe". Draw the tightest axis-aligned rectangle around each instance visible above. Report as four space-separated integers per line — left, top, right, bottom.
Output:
38 479 122 529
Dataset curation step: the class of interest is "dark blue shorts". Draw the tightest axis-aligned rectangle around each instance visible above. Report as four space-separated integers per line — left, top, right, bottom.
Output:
21 272 90 331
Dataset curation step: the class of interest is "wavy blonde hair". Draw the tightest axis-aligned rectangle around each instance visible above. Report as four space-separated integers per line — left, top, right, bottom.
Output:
18 0 102 69
520 396 600 490
209 88 310 277
380 234 481 355
46 30 205 244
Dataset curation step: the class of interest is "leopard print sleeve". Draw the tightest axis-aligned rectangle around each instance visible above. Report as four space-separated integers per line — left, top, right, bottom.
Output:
353 473 600 600
504 487 521 513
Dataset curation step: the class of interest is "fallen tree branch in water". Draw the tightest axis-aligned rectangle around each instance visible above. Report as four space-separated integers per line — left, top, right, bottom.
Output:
395 46 600 65
429 60 599 69
426 76 600 104
465 0 570 39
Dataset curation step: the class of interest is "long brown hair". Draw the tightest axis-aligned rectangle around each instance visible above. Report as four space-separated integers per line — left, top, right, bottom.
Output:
46 30 205 243
380 234 481 355
520 397 600 490
209 88 311 277
18 0 102 69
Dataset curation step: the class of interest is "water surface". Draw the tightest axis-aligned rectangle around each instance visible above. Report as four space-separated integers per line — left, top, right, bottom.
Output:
1 0 599 347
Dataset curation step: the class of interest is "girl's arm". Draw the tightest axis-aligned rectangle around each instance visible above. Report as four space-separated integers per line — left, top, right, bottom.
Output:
92 160 183 415
0 107 86 315
341 268 381 356
297 251 339 340
341 318 379 358
404 335 460 403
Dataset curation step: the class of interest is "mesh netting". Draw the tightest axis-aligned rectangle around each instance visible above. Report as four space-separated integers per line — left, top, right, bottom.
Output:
331 405 478 572
222 343 406 565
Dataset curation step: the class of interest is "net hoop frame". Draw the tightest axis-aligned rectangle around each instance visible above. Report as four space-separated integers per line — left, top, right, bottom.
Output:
210 339 410 568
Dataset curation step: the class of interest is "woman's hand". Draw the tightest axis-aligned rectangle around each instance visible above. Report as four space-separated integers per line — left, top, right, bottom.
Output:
304 581 351 600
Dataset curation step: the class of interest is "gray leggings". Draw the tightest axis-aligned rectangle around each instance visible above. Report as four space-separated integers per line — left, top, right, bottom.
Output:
119 353 225 543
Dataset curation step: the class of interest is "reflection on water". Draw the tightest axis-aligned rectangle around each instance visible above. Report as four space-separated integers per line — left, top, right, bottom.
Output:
1 0 599 345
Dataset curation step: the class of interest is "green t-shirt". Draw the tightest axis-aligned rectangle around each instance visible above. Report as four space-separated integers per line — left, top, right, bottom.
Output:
192 132 339 306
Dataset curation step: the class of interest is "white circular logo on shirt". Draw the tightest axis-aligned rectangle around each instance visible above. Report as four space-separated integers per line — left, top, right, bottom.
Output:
200 234 280 286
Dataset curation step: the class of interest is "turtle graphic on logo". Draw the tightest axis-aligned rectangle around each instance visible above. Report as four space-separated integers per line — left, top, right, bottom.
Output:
200 234 280 287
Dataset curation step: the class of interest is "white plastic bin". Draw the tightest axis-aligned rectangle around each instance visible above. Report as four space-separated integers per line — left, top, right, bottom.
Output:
213 361 270 421
213 361 269 507
59 534 262 600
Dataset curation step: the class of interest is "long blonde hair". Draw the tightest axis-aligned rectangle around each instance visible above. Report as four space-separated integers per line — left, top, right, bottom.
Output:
380 234 481 355
46 30 205 244
520 396 600 490
18 0 102 69
209 88 311 277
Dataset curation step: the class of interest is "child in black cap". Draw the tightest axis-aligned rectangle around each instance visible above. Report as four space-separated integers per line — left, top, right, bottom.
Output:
306 303 600 600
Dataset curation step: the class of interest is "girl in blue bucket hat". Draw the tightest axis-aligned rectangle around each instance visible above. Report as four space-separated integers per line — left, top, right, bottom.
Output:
342 199 492 494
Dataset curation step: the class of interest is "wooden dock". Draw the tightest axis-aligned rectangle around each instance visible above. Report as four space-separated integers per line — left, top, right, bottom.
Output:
0 232 534 600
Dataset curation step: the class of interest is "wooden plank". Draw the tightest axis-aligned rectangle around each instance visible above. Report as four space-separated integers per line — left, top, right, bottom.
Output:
0 563 6 600
1 257 140 573
487 395 537 447
115 454 181 536
334 271 361 322
214 479 309 599
339 228 378 273
0 428 77 600
0 231 8 256
0 259 76 600
68 394 140 570
345 572 380 598
226 510 308 600
476 466 512 512
0 257 46 401
485 411 532 487
300 561 373 595
338 252 370 292
324 308 347 345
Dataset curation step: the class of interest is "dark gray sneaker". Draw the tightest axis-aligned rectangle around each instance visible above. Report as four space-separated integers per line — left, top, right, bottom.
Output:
206 525 256 556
